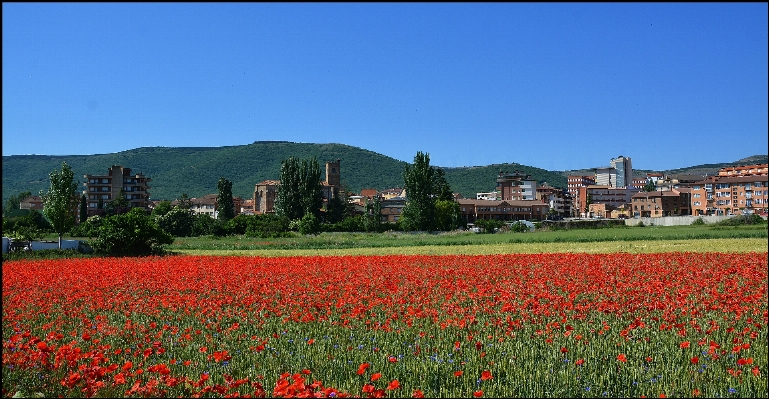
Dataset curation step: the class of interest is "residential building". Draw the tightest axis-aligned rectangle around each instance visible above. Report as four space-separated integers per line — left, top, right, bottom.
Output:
594 166 618 187
567 175 595 216
380 188 406 199
495 171 537 201
19 195 44 210
654 174 704 191
577 185 636 218
718 164 768 177
457 199 549 223
536 184 571 217
691 174 769 216
476 191 498 201
380 196 406 223
190 194 218 218
631 189 692 218
82 165 151 216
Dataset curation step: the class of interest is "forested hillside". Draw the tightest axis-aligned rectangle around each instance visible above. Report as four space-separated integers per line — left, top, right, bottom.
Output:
2 141 765 206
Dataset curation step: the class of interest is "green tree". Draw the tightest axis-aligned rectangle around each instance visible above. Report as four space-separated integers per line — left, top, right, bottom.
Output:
177 193 193 210
79 194 88 224
151 200 173 217
400 152 437 231
105 188 130 216
298 212 321 235
275 157 323 221
155 206 195 237
3 191 31 217
217 177 235 221
41 162 79 248
363 196 382 232
91 208 173 256
643 179 656 192
433 168 454 202
435 199 462 231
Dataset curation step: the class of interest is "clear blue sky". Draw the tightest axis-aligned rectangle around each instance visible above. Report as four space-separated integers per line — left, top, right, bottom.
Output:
3 2 767 171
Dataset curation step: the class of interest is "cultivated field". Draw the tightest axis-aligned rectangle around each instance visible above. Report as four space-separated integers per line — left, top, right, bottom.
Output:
3 224 767 398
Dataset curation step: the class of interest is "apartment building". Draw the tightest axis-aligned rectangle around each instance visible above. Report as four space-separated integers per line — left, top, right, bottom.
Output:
577 185 636 217
19 195 44 210
536 184 571 217
380 196 406 223
82 165 151 216
631 189 692 218
495 171 537 201
457 199 549 222
718 164 768 177
691 174 769 216
567 175 595 216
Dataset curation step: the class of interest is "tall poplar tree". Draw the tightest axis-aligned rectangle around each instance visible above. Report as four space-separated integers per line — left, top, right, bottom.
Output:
217 177 235 221
275 156 323 221
400 152 437 231
41 162 79 248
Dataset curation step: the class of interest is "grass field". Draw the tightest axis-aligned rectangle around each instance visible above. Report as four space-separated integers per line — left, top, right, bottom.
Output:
168 224 768 256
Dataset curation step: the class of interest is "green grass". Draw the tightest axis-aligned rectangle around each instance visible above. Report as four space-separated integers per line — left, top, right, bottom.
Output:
167 224 768 253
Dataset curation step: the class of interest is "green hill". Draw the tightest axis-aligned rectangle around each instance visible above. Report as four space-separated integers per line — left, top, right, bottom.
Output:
2 142 765 206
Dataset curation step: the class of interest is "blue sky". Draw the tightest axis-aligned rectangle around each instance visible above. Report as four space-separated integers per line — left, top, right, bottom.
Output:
3 3 767 171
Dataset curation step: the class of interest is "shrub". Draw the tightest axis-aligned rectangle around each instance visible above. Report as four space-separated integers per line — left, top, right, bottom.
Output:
91 208 173 256
245 214 291 238
691 217 706 226
298 213 321 236
717 214 767 226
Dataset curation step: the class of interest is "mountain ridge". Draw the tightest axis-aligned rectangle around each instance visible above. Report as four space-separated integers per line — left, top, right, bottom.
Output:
2 142 766 205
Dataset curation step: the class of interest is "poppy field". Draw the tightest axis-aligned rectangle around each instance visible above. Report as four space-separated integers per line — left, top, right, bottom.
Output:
2 252 767 398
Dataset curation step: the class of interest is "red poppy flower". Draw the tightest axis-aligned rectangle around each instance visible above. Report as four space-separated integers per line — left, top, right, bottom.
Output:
412 389 425 398
575 358 584 366
680 341 690 349
691 356 699 364
386 380 400 390
617 353 627 363
481 370 492 381
474 390 483 397
560 347 568 353
356 363 370 375
454 371 464 377
371 372 382 381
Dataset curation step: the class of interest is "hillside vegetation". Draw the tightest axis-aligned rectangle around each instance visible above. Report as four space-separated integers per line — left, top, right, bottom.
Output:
2 142 765 205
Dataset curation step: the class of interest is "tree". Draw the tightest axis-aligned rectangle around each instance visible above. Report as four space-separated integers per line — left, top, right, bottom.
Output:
79 194 88 224
41 162 79 248
91 208 173 256
217 177 235 221
643 179 656 192
434 199 462 231
400 152 437 231
105 188 130 216
155 206 195 237
363 196 382 232
3 191 31 217
275 156 323 221
151 200 173 217
177 193 193 210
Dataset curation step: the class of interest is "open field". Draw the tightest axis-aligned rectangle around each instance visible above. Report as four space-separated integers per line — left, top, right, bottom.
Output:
169 224 768 256
3 252 767 398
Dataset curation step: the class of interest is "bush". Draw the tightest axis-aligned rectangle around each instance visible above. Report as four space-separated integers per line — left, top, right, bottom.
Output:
155 207 195 237
298 213 321 235
91 208 173 256
474 219 504 234
509 221 529 233
245 214 291 238
690 217 706 226
70 215 103 238
717 214 767 226
192 214 231 237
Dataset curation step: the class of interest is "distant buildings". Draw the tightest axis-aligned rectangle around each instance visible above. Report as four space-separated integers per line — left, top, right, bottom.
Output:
82 165 152 216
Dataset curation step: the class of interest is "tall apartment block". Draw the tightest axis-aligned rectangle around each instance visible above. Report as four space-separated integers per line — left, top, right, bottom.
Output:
83 165 151 215
610 155 633 188
495 171 537 201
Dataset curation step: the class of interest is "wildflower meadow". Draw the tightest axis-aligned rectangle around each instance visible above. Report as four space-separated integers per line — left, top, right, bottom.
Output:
2 252 767 397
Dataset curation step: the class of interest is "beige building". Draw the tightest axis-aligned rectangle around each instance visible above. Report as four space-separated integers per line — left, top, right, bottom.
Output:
691 174 769 216
457 199 549 222
631 189 692 218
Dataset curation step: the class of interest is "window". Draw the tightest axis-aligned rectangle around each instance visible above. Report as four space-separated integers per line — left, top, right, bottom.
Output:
694 201 701 206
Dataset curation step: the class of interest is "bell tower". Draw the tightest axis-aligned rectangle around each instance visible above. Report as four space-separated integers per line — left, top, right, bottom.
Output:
325 159 341 187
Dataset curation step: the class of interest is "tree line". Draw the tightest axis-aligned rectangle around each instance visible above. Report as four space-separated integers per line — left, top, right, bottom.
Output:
3 152 464 256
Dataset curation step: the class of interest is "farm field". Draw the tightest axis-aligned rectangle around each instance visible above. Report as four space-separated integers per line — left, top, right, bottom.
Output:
3 250 767 398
